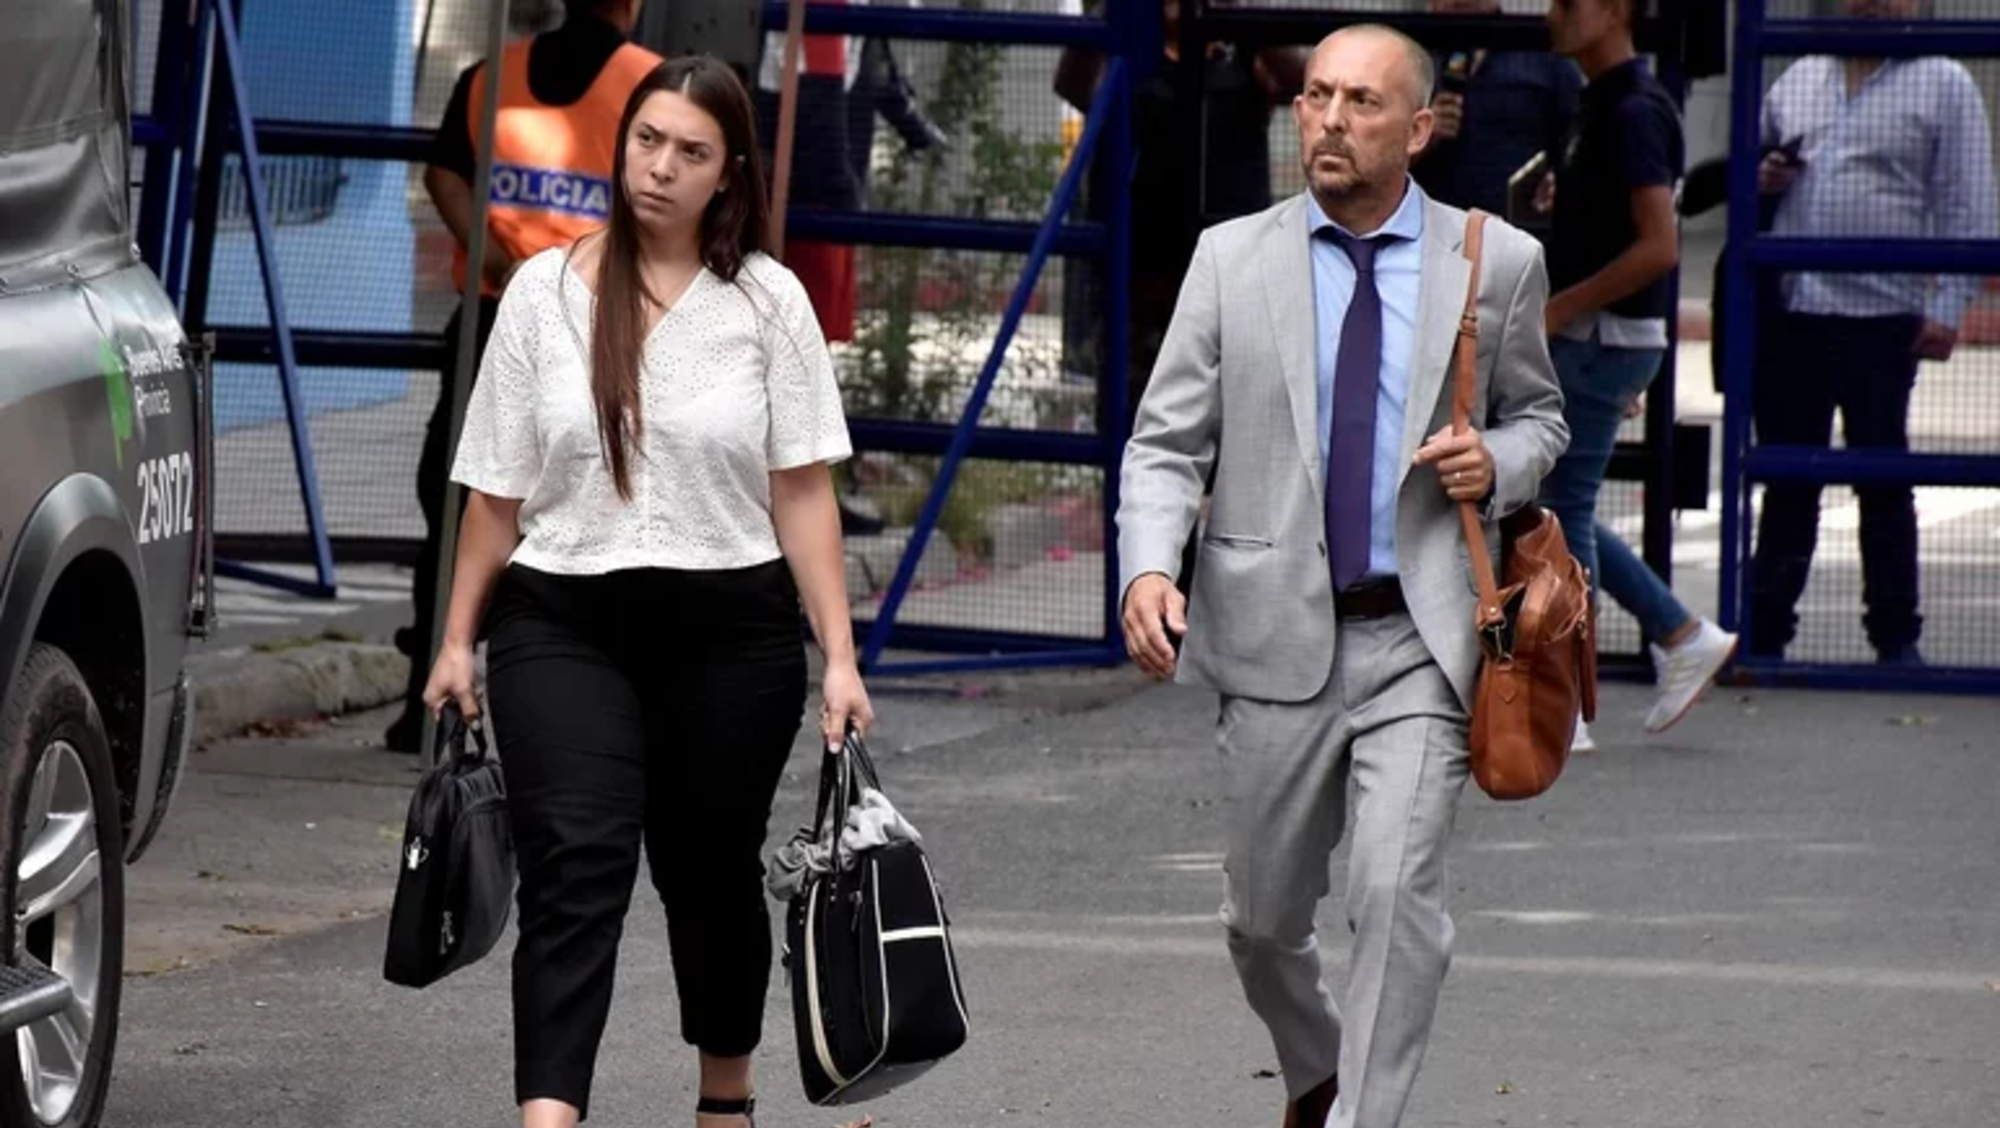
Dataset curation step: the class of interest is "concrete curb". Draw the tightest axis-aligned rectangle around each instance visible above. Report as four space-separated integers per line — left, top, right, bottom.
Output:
187 642 409 746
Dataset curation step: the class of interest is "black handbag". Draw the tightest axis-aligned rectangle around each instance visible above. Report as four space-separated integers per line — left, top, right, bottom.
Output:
382 703 515 989
781 732 968 1106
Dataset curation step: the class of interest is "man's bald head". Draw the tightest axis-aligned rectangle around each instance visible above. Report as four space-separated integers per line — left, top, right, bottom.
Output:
1312 24 1435 112
1292 22 1438 226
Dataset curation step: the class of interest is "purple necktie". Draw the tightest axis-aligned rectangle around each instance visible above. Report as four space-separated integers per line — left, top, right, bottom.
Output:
1321 229 1393 592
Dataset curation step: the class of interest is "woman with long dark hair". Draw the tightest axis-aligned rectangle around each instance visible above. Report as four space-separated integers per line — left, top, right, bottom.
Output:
423 54 871 1128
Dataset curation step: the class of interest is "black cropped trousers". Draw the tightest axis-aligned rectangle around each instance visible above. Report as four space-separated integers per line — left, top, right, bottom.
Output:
483 559 808 1119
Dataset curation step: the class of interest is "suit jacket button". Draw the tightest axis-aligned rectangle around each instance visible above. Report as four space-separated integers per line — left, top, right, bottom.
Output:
1317 542 1327 557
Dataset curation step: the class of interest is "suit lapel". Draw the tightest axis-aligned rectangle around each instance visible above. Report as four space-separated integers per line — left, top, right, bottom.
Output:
1263 196 1325 494
1399 200 1471 487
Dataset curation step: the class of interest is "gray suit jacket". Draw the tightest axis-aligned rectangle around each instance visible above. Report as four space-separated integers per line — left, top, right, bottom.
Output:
1116 191 1569 709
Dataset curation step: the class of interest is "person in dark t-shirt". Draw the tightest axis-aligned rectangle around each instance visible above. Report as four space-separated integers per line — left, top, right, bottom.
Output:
1539 0 1735 750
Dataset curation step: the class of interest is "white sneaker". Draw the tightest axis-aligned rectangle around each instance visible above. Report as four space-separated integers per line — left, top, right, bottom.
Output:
1571 714 1597 752
1645 620 1739 733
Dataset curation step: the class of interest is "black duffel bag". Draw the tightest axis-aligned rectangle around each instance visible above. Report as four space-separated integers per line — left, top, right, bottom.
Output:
781 732 968 1106
383 702 514 988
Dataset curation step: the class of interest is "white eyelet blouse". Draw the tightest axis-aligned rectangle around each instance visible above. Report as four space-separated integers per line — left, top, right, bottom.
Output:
449 246 852 574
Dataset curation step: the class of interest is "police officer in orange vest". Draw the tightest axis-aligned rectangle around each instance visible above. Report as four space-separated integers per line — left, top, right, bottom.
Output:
389 0 663 752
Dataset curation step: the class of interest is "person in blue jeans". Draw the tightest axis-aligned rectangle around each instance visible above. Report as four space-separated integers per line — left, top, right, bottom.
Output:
1541 0 1736 748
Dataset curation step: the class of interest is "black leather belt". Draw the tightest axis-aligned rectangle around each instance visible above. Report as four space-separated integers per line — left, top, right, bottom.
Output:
1335 577 1406 620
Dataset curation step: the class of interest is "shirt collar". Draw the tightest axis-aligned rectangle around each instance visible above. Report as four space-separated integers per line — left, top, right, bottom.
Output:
1306 176 1427 244
1826 55 1900 91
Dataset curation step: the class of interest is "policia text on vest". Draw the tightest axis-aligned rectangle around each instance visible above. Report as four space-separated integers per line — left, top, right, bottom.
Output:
488 165 614 221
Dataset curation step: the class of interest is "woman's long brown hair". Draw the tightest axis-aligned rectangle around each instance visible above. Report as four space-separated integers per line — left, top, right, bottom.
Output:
591 55 771 500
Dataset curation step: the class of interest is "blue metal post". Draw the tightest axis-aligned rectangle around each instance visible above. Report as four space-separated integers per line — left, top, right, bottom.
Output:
136 0 191 278
162 4 217 310
211 0 339 598
1101 61 1133 650
1101 0 1159 651
1643 59 1688 596
133 0 215 306
759 2 1116 47
178 11 226 338
1760 18 2000 58
1716 0 1765 645
859 60 1126 671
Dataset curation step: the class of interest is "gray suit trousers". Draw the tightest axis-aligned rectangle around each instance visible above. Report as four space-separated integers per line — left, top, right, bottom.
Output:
1218 611 1471 1128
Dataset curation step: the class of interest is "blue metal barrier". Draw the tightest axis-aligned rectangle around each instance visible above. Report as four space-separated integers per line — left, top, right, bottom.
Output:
132 0 1152 660
135 1 444 587
861 57 1127 675
757 2 1116 48
133 0 343 598
761 0 1155 676
201 0 340 598
1719 2 2000 694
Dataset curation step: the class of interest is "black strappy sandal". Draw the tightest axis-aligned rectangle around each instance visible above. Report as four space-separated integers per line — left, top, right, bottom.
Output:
696 1094 755 1127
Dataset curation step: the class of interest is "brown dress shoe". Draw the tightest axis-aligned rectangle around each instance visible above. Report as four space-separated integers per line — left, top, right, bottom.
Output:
1279 1074 1338 1128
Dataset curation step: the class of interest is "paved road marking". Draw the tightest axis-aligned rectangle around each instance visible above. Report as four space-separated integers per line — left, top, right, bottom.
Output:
948 922 1999 994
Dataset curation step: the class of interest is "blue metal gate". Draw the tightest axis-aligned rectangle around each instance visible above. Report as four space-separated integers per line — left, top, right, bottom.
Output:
757 1 1159 676
133 0 1160 668
1719 2 2000 693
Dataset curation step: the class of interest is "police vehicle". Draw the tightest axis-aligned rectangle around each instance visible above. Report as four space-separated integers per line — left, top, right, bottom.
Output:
1 1 214 1125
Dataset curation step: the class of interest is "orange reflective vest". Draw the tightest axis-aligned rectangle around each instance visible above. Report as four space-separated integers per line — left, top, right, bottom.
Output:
453 39 662 296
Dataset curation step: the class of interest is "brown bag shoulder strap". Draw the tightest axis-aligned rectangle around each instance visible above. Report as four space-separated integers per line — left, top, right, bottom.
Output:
1450 210 1506 626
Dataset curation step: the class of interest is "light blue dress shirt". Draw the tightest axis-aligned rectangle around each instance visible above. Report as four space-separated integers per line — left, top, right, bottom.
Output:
1763 56 1999 329
1307 180 1427 580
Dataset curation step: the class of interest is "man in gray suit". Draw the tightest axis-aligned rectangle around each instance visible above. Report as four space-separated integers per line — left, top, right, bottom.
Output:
1117 25 1568 1128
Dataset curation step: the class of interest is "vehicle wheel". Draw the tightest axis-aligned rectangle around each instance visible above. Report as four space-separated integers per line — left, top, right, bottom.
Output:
0 644 125 1128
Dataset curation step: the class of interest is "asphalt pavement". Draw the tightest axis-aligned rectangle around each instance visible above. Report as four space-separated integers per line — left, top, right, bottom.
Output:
101 670 2000 1128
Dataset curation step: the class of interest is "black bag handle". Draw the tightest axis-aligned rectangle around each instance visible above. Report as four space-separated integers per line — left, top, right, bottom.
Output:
808 727 883 859
808 746 845 844
432 700 490 768
843 728 883 792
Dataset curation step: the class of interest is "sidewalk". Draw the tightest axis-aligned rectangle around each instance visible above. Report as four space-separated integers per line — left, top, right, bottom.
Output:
107 675 1999 1128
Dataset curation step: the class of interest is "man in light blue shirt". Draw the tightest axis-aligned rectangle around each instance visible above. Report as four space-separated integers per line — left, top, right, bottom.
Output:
1307 178 1426 579
1748 0 1998 666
